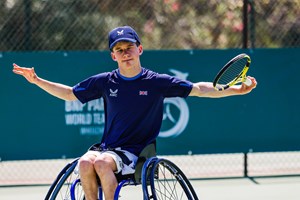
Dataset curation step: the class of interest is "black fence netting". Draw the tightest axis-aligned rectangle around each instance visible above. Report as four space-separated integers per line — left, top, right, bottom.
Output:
0 0 299 51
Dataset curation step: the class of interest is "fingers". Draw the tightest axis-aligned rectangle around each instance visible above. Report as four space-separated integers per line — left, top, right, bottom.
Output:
12 63 34 75
12 63 38 84
12 63 23 75
244 76 257 91
12 63 24 71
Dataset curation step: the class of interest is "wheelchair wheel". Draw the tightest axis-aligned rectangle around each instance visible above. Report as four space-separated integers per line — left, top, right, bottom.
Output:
150 158 198 200
45 158 142 200
45 158 84 200
141 157 158 199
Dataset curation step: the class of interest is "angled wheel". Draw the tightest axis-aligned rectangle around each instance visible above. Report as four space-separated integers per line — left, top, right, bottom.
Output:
45 158 84 200
150 158 198 200
45 158 140 200
141 157 158 199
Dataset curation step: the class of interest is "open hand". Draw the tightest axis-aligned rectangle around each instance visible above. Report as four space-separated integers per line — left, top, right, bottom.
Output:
12 63 38 84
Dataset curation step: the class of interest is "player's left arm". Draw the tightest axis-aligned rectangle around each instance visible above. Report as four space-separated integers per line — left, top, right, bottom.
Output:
189 76 257 98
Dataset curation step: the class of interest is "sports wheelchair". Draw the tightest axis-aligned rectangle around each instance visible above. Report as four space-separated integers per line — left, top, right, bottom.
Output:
45 143 198 200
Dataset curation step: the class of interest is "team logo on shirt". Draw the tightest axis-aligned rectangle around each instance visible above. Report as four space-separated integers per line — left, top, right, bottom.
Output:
109 89 118 97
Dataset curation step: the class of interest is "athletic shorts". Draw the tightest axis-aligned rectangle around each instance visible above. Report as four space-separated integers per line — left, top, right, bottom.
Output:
83 148 138 175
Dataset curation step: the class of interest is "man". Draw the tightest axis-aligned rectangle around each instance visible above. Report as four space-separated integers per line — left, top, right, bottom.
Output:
13 26 257 200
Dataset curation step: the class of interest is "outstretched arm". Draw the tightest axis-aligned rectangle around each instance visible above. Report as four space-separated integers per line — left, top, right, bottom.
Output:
189 76 257 98
12 63 77 101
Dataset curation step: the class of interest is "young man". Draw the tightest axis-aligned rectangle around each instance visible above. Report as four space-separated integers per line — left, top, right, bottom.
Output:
13 26 257 200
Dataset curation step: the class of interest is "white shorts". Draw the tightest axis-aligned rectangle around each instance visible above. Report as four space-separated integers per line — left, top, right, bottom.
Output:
84 148 138 175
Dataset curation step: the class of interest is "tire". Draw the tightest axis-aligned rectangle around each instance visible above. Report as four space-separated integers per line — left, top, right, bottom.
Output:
45 158 84 200
150 158 198 200
141 157 158 199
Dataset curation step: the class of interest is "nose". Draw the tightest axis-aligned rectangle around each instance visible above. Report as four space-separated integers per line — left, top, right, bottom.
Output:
122 50 130 57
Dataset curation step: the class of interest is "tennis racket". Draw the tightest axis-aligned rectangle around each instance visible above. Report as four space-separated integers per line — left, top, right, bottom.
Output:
213 53 252 91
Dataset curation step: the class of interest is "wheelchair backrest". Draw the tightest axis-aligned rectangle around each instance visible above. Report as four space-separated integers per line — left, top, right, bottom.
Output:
134 142 157 183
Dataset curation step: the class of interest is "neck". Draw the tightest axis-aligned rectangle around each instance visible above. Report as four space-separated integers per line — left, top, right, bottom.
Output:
118 66 142 78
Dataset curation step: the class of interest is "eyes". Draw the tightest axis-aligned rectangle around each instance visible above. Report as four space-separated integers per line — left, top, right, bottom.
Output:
113 44 135 54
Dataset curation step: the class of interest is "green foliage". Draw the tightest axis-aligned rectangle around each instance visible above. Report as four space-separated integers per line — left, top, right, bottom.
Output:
0 0 298 51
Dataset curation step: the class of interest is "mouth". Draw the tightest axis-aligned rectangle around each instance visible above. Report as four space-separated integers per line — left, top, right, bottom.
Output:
122 58 133 62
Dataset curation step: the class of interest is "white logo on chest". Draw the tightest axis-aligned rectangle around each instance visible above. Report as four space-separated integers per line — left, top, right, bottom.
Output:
109 89 118 97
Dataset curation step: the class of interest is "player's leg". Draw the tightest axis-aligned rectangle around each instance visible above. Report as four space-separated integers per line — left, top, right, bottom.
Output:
78 151 106 200
93 153 118 200
97 150 138 200
79 149 138 200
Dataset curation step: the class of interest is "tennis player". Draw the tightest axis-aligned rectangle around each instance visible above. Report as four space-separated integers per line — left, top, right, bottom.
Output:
13 26 257 200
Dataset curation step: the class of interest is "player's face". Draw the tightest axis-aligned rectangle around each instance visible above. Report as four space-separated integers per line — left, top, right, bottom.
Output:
111 41 143 72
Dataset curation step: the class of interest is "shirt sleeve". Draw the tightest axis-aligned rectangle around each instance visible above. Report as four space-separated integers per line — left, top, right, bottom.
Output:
158 74 193 98
72 73 108 104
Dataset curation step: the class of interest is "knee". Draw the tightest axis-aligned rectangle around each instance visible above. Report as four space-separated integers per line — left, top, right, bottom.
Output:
78 156 94 173
94 158 113 175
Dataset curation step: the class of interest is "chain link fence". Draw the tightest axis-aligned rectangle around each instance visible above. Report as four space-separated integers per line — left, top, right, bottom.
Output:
0 0 299 51
251 0 300 48
1 152 300 186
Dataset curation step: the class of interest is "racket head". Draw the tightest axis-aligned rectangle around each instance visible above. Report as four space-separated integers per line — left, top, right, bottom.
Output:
213 53 251 91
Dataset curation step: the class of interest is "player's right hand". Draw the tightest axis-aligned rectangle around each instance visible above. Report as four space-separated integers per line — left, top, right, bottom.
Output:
12 63 38 84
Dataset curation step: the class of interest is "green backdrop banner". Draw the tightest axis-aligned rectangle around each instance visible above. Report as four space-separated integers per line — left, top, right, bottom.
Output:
0 48 299 160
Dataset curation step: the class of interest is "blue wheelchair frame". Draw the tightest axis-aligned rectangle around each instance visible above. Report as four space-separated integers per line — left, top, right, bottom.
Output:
68 157 158 200
45 150 198 200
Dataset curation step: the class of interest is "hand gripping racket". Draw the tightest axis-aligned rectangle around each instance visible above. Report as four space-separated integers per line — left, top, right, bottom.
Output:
213 53 252 91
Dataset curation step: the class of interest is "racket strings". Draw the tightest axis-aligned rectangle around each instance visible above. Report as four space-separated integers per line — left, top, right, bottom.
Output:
217 58 247 85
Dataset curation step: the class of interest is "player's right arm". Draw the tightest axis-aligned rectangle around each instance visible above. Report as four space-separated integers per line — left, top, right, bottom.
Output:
12 63 77 101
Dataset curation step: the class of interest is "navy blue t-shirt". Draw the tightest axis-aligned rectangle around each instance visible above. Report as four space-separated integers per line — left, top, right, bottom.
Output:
73 68 193 156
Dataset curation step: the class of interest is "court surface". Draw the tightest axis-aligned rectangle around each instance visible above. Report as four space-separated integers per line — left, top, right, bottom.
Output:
0 176 299 200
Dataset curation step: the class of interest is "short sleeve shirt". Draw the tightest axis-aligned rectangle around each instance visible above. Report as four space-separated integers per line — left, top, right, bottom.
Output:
73 68 193 156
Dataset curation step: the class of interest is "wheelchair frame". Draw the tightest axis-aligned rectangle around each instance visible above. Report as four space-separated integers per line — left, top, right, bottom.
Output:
45 155 198 200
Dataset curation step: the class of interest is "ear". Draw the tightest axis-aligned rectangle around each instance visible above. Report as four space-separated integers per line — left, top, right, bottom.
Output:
111 52 117 61
138 45 143 55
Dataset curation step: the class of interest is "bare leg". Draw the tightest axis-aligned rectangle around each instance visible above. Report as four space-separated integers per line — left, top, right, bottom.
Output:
79 153 100 200
94 155 118 200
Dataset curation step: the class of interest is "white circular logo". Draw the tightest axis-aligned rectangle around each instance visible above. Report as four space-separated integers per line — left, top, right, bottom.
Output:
159 97 189 138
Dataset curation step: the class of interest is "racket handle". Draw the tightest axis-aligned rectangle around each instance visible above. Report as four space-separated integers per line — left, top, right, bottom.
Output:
244 77 252 86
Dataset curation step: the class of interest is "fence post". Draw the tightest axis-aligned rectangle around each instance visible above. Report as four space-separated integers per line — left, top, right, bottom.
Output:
248 0 255 48
243 0 249 49
24 0 32 50
243 151 248 177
